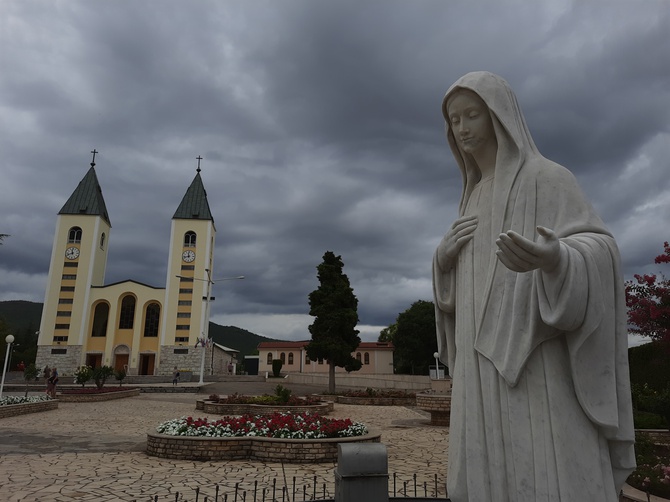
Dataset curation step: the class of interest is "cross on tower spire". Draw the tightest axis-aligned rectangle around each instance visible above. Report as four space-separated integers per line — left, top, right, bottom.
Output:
90 149 98 168
196 155 203 173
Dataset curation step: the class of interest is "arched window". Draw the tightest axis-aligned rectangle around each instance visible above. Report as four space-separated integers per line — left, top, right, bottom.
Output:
119 295 136 329
280 352 286 364
184 231 196 247
91 303 109 337
266 353 273 365
356 352 362 362
364 352 370 365
288 352 294 365
143 303 160 337
100 233 106 249
68 227 82 243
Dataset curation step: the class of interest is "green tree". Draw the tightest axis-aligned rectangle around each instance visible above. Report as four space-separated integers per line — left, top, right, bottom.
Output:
306 251 361 393
23 363 39 397
378 322 397 343
392 300 437 375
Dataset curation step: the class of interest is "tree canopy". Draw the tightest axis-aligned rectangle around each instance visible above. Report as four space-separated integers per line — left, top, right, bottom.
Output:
306 251 361 392
626 241 670 344
382 300 437 375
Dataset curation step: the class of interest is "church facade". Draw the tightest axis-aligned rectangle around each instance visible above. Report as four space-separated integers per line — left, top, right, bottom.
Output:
36 155 220 377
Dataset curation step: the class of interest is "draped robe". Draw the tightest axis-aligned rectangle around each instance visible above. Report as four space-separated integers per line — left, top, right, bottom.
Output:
432 72 635 502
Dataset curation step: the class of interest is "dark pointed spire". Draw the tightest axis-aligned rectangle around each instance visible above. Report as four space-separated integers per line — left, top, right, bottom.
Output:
59 153 111 225
173 158 213 222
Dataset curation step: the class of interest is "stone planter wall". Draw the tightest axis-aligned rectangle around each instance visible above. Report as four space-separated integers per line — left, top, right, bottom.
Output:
146 429 381 463
201 401 334 415
58 388 140 402
416 393 452 426
0 399 59 419
334 396 416 406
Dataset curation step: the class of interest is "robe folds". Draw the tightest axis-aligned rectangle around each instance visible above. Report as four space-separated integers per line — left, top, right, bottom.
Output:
433 72 635 502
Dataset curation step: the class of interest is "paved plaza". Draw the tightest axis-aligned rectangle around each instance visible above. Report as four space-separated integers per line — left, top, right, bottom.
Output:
0 382 449 501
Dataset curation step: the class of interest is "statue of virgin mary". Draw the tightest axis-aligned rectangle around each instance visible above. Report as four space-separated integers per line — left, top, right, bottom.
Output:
433 71 635 501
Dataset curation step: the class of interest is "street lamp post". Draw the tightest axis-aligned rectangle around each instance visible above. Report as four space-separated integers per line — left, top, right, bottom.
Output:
433 351 441 380
177 271 244 385
0 334 15 399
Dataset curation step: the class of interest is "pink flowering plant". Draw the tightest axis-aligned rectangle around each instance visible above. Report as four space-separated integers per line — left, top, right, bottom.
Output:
156 412 367 439
627 432 670 497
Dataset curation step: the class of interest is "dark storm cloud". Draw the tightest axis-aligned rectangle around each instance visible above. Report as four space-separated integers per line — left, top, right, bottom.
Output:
1 1 669 341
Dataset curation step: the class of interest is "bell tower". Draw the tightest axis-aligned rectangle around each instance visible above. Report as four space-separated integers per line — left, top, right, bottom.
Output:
161 157 216 354
37 151 111 368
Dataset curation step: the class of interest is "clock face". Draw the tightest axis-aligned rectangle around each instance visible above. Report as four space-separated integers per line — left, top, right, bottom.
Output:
182 250 196 263
65 247 80 260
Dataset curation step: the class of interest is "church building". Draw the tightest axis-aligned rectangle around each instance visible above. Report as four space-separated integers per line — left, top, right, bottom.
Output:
36 153 224 377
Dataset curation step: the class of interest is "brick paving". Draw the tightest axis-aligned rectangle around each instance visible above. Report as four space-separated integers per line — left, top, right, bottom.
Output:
0 383 448 501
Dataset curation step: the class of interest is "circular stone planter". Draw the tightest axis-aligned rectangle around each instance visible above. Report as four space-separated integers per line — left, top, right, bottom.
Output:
200 401 334 416
146 428 381 462
334 396 416 406
416 392 452 426
58 388 141 402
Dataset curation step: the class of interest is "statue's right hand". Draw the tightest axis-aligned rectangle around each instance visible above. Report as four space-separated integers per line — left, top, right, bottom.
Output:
436 215 478 271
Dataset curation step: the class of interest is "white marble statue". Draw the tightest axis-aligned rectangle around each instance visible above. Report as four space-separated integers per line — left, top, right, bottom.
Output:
433 71 635 501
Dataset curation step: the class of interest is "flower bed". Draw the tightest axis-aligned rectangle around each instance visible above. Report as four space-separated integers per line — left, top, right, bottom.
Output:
199 390 333 415
58 387 140 402
147 412 380 462
626 431 670 499
0 395 58 418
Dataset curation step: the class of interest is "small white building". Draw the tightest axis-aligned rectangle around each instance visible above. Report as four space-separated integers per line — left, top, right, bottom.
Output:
257 341 394 375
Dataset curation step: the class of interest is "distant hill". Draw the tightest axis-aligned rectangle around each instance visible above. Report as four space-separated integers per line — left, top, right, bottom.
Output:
208 323 279 359
0 300 275 360
0 300 42 334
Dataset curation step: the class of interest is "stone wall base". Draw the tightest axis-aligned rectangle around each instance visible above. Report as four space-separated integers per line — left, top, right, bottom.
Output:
0 399 59 419
147 430 381 463
58 388 140 402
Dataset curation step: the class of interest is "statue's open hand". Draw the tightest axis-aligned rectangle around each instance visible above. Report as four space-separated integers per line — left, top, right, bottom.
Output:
495 226 561 273
437 215 478 271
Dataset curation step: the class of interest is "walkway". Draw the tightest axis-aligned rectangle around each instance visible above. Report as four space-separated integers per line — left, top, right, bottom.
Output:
0 383 448 501
0 382 657 501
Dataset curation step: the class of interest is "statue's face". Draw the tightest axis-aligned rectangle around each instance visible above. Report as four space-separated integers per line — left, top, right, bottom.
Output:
446 90 496 155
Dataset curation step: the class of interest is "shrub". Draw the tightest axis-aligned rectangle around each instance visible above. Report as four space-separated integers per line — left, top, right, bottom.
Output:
274 384 292 403
208 394 220 401
93 366 115 389
272 359 283 377
635 410 668 429
632 383 670 428
114 368 127 386
73 366 93 387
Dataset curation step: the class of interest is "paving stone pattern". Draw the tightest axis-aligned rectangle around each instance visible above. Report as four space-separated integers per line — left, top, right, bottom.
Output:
0 382 448 501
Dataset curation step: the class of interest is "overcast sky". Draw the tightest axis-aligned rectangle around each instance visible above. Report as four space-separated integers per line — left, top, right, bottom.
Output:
1 1 668 346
